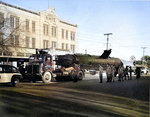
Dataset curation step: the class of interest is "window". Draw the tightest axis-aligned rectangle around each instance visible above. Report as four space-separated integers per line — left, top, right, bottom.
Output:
0 33 3 45
4 66 12 73
3 66 18 73
10 16 19 29
52 26 56 37
43 24 48 35
43 40 49 48
62 43 64 49
32 38 35 48
62 29 64 39
10 16 14 28
11 35 19 46
66 30 68 39
16 17 19 28
71 31 75 41
32 21 35 33
71 45 75 53
26 19 29 32
52 41 56 48
0 12 4 27
12 66 18 73
66 44 68 50
26 37 29 48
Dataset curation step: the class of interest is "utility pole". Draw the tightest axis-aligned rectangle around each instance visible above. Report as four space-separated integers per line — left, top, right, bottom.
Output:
104 33 112 50
141 47 147 65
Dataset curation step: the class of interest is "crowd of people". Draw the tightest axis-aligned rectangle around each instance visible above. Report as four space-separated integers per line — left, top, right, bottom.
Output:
99 63 140 83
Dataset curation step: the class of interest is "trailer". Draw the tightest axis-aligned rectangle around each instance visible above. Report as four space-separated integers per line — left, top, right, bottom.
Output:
22 49 84 83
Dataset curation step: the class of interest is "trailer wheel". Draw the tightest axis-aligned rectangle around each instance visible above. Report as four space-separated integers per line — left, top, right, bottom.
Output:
42 72 51 83
78 71 83 80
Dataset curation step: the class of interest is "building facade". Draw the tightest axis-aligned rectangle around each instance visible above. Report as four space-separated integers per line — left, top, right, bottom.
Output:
0 2 78 65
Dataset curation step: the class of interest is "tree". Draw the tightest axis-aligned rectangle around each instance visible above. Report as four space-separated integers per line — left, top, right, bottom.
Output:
141 55 150 62
135 60 142 65
0 5 26 57
141 55 150 68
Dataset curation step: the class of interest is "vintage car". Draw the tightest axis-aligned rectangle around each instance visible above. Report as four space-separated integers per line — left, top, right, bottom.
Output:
0 65 23 87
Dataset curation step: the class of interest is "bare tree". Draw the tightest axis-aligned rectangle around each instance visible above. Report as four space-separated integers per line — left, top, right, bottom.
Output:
0 5 26 57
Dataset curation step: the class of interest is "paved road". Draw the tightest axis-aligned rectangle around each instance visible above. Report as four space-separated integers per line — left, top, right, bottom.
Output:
0 74 149 117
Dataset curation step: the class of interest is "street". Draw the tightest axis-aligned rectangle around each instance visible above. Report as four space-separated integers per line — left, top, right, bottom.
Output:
0 73 149 117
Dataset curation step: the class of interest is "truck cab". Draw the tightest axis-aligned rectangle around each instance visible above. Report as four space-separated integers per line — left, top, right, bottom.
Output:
24 49 53 83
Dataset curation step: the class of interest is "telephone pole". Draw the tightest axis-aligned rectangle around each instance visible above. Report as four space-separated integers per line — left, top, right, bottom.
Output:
141 47 147 65
104 33 112 50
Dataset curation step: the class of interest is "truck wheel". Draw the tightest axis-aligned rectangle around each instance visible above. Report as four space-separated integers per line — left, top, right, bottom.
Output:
42 72 51 83
11 77 19 87
78 71 83 80
70 71 76 80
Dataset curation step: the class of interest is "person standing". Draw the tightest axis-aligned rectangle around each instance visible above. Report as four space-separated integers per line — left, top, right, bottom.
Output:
118 65 121 81
118 65 124 81
99 64 103 83
135 67 141 79
111 65 116 82
124 66 129 80
106 63 111 82
121 66 124 81
129 66 132 80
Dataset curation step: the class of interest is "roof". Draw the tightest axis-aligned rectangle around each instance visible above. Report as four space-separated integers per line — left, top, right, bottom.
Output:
1 1 77 27
60 20 78 28
0 1 39 15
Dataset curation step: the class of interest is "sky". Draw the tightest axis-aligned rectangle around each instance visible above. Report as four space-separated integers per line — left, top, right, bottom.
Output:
2 0 150 61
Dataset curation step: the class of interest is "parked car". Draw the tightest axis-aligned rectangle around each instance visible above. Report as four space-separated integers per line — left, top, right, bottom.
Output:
89 70 96 75
0 65 23 87
141 68 148 75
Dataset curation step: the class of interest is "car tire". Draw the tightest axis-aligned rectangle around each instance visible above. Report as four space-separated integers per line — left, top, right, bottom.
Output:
42 72 52 83
11 77 19 87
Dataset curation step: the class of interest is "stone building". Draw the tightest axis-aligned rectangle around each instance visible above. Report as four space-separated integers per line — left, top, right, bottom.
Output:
0 2 78 66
